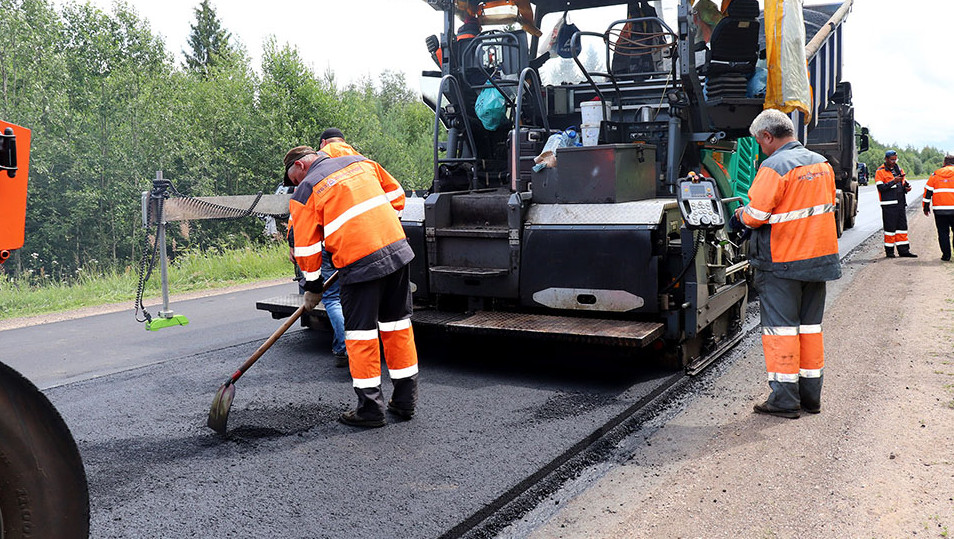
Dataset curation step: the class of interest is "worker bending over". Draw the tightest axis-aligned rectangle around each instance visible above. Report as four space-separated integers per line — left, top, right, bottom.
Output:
283 134 418 428
735 109 841 419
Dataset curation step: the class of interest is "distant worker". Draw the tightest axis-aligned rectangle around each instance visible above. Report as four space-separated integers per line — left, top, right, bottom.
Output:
875 150 918 258
283 132 419 428
923 155 954 262
734 109 841 419
425 14 480 67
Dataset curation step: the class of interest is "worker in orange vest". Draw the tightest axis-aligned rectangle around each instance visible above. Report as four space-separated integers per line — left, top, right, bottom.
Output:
923 154 954 262
735 109 841 419
284 133 418 428
875 150 918 258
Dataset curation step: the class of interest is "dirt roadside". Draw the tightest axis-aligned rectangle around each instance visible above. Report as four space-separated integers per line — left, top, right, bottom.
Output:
525 209 954 538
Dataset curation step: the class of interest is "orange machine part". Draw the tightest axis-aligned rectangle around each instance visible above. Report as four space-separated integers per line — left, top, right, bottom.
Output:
0 120 30 251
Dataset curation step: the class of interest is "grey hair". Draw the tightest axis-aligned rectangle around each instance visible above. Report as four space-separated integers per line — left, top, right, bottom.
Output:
749 109 795 139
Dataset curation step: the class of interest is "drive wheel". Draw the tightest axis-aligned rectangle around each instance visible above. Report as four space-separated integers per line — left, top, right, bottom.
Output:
0 362 89 538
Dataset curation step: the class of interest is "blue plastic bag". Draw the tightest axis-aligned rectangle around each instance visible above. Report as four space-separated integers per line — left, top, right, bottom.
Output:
475 83 508 131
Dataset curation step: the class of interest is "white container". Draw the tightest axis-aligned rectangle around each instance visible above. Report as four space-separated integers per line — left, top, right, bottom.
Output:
580 100 611 125
581 124 601 147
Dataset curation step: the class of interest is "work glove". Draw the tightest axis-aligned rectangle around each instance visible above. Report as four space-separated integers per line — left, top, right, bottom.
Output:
729 208 752 241
303 291 321 311
729 212 744 232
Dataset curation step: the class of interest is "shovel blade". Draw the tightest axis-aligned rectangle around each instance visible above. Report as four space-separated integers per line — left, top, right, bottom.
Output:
207 382 236 434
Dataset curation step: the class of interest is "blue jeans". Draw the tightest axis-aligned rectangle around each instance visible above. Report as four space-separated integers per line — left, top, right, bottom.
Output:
321 249 346 355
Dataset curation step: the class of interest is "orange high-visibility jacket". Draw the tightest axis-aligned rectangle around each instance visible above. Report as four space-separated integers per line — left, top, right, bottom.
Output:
875 164 907 205
925 165 954 214
289 146 412 290
741 140 841 281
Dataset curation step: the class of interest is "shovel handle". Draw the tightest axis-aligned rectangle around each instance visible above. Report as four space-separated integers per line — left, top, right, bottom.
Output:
227 271 339 383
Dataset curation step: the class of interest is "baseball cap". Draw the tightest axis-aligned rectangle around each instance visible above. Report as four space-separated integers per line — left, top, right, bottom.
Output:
885 149 897 158
319 128 345 143
283 145 316 186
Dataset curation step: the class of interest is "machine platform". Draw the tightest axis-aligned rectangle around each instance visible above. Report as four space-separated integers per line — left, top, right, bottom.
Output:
256 295 664 348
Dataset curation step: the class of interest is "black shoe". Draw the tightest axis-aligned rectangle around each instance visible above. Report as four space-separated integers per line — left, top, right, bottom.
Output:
339 410 385 428
885 252 896 258
898 251 918 258
387 402 415 420
942 255 951 262
333 349 348 368
802 405 821 414
753 402 800 419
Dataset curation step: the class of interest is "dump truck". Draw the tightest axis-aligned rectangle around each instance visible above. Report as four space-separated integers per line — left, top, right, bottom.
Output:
0 120 90 537
254 0 861 371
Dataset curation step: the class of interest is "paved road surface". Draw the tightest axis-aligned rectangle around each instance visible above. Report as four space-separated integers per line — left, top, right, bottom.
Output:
0 184 923 537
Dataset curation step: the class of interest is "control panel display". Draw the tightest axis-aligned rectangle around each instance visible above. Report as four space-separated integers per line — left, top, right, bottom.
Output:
676 176 726 230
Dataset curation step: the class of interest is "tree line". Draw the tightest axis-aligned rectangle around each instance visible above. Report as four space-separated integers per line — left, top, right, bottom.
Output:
1 0 434 283
4 0 949 286
859 136 950 179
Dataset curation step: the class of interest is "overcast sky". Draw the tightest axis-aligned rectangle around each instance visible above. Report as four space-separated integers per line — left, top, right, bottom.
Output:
61 0 954 155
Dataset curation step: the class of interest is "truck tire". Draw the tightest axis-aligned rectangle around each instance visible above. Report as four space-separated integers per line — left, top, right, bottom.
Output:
835 191 845 238
843 191 857 230
0 362 89 539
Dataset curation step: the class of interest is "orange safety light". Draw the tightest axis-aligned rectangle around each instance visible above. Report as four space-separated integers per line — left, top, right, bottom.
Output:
0 120 30 253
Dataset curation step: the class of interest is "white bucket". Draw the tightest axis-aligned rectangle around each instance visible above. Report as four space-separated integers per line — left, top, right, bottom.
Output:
581 124 601 147
580 100 611 125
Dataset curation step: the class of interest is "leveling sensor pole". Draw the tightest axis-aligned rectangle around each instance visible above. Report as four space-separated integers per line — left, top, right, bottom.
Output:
146 171 189 331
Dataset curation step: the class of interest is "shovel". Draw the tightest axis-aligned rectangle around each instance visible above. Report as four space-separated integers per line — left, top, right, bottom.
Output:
207 271 338 434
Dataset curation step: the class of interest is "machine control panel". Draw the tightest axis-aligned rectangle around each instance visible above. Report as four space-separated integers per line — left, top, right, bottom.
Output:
676 176 726 230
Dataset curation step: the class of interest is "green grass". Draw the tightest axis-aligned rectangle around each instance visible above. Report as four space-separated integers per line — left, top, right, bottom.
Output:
0 243 293 321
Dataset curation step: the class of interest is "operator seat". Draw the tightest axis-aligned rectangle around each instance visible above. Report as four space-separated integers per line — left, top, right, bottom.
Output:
704 0 760 98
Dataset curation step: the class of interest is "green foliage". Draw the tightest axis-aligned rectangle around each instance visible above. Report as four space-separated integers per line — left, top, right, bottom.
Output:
1 0 435 288
183 0 233 74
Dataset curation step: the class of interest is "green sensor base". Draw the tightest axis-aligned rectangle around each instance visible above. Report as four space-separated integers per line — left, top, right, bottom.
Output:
145 315 190 331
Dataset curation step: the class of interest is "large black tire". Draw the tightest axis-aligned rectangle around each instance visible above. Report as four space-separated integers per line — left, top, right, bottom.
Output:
835 191 845 238
844 191 857 230
0 362 89 539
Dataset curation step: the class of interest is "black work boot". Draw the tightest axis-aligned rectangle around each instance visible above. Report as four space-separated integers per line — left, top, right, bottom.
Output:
755 380 800 419
753 402 800 419
388 374 418 420
799 376 823 414
340 386 386 428
898 249 918 258
885 247 896 258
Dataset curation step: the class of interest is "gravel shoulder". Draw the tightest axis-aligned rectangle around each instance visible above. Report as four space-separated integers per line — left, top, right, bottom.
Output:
526 210 954 538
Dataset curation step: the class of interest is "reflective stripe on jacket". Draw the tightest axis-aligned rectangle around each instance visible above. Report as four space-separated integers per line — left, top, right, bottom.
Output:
875 164 906 206
289 146 413 287
925 165 954 214
740 140 841 281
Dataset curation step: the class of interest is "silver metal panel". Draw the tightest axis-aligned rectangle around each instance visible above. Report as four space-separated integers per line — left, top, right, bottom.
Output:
525 199 677 226
531 287 644 312
401 196 426 223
